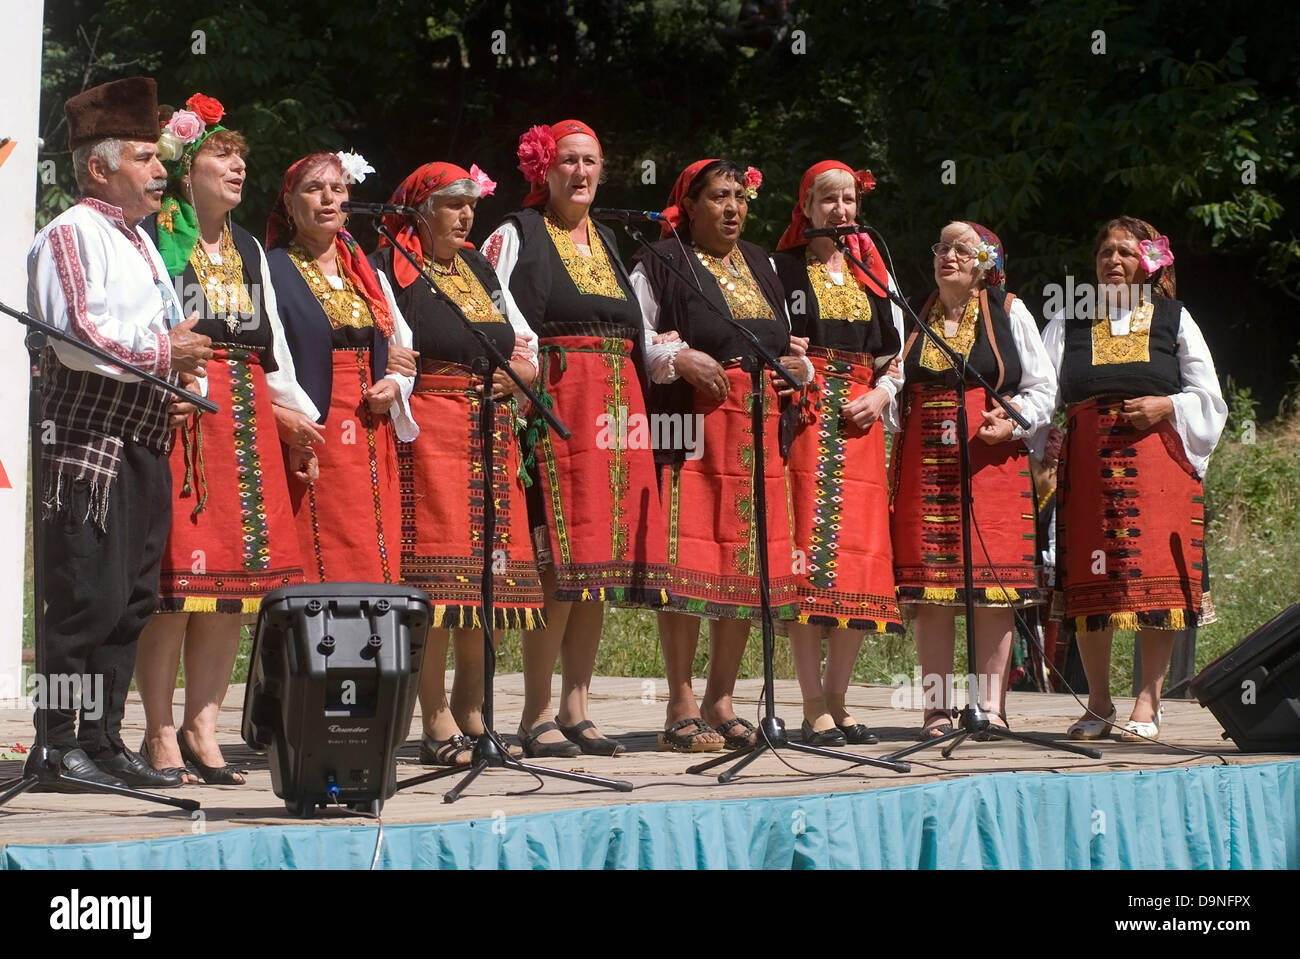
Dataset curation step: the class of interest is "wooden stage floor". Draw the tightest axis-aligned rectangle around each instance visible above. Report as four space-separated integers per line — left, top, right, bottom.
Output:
0 675 1284 849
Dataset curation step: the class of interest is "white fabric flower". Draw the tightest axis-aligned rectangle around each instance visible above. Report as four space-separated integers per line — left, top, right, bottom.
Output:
156 131 185 163
336 150 375 185
972 241 998 272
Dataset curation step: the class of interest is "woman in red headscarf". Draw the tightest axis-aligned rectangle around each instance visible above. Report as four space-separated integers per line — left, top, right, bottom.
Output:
266 151 417 586
484 120 670 758
769 161 904 746
369 160 545 766
888 221 1056 739
631 158 811 751
1042 217 1225 743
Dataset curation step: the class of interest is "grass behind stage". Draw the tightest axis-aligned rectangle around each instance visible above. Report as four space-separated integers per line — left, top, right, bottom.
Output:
20 389 1300 697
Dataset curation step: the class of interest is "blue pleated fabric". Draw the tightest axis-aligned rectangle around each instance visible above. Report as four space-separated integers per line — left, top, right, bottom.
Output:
5 760 1297 869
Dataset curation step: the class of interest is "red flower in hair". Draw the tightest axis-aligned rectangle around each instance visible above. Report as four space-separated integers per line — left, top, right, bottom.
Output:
185 93 225 126
855 169 876 193
517 126 557 184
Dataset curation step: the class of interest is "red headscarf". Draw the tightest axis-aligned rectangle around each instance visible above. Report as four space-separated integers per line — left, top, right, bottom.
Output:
659 159 718 238
517 119 602 209
265 152 395 337
776 160 887 297
378 161 472 289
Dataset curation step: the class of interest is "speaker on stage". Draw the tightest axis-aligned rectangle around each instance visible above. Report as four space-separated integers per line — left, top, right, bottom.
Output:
241 584 431 817
1190 603 1300 753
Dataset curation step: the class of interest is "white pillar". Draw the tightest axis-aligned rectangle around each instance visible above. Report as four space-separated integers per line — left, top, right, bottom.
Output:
0 1 45 706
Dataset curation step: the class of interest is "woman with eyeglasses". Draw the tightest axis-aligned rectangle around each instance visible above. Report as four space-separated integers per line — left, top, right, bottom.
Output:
887 221 1056 740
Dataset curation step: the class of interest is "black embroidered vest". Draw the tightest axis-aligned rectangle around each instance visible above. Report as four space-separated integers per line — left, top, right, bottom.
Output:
901 287 1023 394
370 246 515 369
1058 296 1183 403
141 216 276 368
266 247 390 423
771 246 900 359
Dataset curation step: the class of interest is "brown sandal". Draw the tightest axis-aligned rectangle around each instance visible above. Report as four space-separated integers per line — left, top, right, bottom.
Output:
919 709 954 741
419 734 474 766
658 718 724 753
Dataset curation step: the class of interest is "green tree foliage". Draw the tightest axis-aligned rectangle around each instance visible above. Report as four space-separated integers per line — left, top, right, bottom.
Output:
36 0 1300 410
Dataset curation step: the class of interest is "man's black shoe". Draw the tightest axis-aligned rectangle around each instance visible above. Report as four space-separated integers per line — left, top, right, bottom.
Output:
95 748 184 789
24 747 130 793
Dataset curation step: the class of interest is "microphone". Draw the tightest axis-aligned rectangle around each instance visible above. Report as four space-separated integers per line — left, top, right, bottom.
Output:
591 208 665 223
802 224 869 239
340 201 420 217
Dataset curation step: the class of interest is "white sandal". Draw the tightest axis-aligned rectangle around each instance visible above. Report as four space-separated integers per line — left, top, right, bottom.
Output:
1067 706 1117 741
1119 707 1164 743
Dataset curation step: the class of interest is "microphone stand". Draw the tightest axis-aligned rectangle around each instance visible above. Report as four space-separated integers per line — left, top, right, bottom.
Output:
371 222 632 801
618 221 909 781
0 301 209 811
836 232 1100 762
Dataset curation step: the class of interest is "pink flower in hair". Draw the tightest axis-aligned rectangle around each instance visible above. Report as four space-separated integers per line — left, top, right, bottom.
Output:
517 126 557 184
165 110 205 145
743 166 762 200
470 164 497 198
1139 235 1174 273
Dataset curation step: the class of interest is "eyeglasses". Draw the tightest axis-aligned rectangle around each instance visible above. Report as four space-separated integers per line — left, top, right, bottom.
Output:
931 241 977 261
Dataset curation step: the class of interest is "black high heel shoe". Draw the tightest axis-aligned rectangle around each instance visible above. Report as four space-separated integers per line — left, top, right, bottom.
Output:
177 731 246 785
140 736 190 780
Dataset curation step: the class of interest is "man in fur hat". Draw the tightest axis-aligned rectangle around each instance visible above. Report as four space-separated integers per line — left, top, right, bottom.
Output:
25 76 212 791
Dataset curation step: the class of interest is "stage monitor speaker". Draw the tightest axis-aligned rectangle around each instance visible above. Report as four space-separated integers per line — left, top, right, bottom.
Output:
241 583 431 817
1190 602 1300 753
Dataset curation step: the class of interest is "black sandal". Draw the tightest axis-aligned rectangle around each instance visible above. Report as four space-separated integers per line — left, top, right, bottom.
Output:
556 718 625 756
658 717 724 753
714 716 758 750
518 721 581 759
177 731 246 785
419 734 475 766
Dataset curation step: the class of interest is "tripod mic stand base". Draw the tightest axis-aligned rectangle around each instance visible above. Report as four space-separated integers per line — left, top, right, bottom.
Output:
396 733 634 804
0 752 201 811
882 706 1104 762
685 716 911 782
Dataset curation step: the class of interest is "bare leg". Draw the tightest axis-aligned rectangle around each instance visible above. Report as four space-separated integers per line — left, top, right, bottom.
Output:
971 606 1013 725
789 621 833 731
1075 627 1117 718
135 612 189 773
1132 627 1175 723
417 627 461 740
556 599 607 740
823 626 867 726
518 567 569 745
699 618 756 746
659 610 723 746
913 604 958 735
449 627 486 736
179 611 245 781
